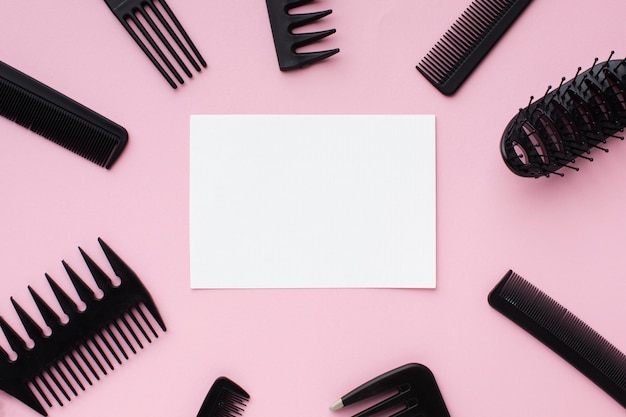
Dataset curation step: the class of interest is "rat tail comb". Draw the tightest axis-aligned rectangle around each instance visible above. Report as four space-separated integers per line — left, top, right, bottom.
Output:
265 0 340 71
501 52 626 178
0 238 165 416
489 270 626 408
195 377 250 417
330 363 450 417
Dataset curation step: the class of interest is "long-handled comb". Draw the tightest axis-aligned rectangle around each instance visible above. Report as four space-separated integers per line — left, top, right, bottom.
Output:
265 0 340 71
500 53 626 178
0 238 166 416
330 363 450 417
104 0 206 89
0 61 127 168
195 377 250 417
416 0 533 95
489 270 626 408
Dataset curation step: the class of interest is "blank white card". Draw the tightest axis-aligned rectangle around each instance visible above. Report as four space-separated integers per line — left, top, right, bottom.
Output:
190 115 436 288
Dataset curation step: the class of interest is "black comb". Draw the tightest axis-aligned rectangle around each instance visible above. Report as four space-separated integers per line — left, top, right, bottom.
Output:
488 270 626 408
265 0 340 71
0 238 166 416
104 0 206 89
195 377 250 417
330 363 450 417
0 61 127 168
416 0 533 95
501 53 626 178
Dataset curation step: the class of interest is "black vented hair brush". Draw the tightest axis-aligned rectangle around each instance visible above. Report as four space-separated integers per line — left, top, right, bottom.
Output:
0 238 166 416
265 0 339 71
501 52 626 178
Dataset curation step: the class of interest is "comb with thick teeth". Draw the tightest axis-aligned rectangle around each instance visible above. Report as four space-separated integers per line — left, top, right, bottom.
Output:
0 238 166 416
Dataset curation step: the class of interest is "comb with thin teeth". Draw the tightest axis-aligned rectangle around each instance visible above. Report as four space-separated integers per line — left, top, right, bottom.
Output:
104 0 206 89
489 270 626 408
265 0 340 71
0 238 166 416
195 377 250 417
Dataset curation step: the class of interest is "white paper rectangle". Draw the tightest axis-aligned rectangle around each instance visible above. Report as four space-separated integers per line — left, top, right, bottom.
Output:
190 115 436 288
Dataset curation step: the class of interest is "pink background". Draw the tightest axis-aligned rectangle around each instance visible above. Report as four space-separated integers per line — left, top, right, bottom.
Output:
1 0 625 416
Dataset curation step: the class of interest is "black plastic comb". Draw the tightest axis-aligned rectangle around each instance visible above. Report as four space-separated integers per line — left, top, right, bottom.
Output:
196 377 250 417
0 61 127 168
265 0 340 71
0 238 166 416
489 270 626 408
104 0 206 89
501 53 626 178
329 363 450 417
417 0 533 95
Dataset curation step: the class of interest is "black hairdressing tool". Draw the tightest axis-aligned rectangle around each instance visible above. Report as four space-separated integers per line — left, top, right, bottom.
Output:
265 0 339 71
0 238 166 416
196 377 250 417
104 0 206 89
417 0 533 95
330 363 450 417
0 61 127 168
500 52 626 177
489 270 626 408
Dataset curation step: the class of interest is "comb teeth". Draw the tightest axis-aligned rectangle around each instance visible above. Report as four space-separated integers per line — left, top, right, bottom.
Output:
105 0 206 89
265 0 340 71
417 0 533 95
0 239 165 416
196 377 250 417
0 61 128 168
500 54 626 178
489 270 626 408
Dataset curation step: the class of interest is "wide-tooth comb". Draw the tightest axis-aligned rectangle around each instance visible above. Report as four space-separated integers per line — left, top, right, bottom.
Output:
0 61 127 168
265 0 340 71
417 0 533 95
501 53 626 178
329 363 450 417
195 377 250 417
0 238 166 416
104 0 206 89
488 270 626 408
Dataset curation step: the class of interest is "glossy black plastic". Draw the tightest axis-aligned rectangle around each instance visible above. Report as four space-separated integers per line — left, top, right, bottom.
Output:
265 0 339 71
489 270 626 408
417 0 533 95
0 61 127 168
104 0 206 88
196 377 250 417
500 54 626 177
336 363 450 417
0 239 166 416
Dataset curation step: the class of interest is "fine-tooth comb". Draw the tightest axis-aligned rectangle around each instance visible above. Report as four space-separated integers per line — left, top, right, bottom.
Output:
104 0 206 89
329 363 450 417
265 0 340 71
488 270 626 408
0 238 166 416
195 376 250 417
0 61 127 168
416 0 533 95
501 52 626 178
